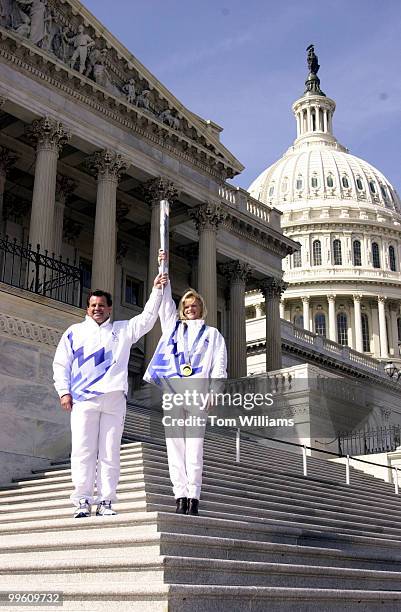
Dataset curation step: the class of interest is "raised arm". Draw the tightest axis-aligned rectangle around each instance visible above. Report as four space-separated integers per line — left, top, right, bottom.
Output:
128 273 167 342
159 281 177 332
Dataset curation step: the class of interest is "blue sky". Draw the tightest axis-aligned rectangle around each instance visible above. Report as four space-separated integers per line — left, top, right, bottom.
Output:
84 0 401 193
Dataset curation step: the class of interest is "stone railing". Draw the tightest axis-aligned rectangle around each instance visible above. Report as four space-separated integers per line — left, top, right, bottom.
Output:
247 318 385 378
218 183 281 230
284 267 401 281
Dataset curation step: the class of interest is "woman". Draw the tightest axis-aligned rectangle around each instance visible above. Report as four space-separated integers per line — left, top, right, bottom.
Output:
144 256 227 516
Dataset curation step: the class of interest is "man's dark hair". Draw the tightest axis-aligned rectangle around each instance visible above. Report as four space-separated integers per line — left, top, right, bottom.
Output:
87 290 113 307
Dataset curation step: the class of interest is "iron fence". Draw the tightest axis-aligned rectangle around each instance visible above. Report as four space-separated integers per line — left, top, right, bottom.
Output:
338 425 401 456
0 235 83 307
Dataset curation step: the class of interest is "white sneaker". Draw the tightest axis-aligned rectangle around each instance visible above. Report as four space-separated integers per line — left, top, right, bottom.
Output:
96 500 117 516
74 498 91 518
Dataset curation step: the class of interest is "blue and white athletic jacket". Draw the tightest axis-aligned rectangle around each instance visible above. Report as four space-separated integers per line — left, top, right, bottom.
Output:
143 282 227 385
53 287 163 402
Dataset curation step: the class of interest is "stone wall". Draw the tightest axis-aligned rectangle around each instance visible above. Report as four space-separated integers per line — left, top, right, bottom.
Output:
0 284 82 484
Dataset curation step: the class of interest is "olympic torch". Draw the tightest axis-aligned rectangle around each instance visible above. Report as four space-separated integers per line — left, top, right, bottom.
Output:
159 199 169 291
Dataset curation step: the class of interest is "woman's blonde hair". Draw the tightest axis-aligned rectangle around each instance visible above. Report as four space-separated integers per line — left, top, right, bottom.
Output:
178 288 207 320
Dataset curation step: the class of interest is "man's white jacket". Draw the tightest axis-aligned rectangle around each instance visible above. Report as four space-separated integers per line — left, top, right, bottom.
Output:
53 287 162 402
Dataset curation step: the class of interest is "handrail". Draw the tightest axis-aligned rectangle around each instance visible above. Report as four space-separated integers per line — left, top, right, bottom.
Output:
234 428 400 494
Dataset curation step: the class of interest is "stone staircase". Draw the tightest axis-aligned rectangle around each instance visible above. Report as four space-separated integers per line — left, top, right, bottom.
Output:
1 404 401 610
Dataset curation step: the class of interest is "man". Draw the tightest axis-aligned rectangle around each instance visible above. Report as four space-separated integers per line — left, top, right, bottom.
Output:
53 272 167 518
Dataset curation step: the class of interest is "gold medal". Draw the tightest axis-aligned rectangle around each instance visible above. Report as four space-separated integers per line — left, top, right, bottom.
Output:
181 364 193 377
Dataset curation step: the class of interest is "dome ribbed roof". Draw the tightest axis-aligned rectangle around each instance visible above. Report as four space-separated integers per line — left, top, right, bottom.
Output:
248 147 401 214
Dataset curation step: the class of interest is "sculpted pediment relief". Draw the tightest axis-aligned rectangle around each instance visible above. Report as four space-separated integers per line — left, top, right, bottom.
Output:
0 0 243 179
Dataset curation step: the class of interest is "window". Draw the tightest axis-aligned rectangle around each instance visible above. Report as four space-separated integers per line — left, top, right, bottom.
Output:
245 305 256 320
333 239 342 265
353 240 362 266
380 185 387 200
389 246 396 271
80 258 92 289
311 176 318 188
293 314 304 328
397 317 401 342
315 313 326 337
296 176 303 190
361 313 370 352
125 275 144 307
342 176 349 188
356 177 363 190
327 175 334 188
337 313 348 345
312 240 322 266
281 178 288 193
369 181 376 194
372 242 380 268
268 186 274 197
293 249 302 268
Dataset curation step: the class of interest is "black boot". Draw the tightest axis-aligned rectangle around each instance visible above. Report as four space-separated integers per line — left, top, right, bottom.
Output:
175 497 188 514
187 498 199 516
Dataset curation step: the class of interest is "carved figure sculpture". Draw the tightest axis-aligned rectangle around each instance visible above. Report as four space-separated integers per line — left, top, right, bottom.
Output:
65 24 95 74
306 44 319 75
135 89 150 110
29 0 47 46
159 108 180 130
91 49 121 97
122 78 136 104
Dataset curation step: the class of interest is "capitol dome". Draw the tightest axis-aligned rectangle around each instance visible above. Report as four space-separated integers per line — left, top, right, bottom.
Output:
247 46 401 363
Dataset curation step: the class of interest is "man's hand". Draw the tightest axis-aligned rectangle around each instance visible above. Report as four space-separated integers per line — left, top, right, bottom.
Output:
60 394 73 412
154 272 168 289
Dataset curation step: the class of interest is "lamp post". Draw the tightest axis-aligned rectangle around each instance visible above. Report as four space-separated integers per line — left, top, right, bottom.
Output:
384 361 401 381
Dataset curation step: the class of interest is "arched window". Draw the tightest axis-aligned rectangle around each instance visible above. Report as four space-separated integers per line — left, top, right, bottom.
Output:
337 313 348 345
342 176 349 188
315 313 326 337
245 305 256 320
312 240 322 266
361 313 370 352
353 240 362 266
296 176 303 190
326 175 334 188
372 242 380 268
293 314 304 328
389 245 396 271
311 176 319 188
268 185 274 197
333 239 342 265
369 181 376 194
380 185 387 200
356 177 363 190
281 178 288 193
293 249 302 268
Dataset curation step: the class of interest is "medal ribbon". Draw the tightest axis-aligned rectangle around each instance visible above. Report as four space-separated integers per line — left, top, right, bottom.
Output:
183 321 207 370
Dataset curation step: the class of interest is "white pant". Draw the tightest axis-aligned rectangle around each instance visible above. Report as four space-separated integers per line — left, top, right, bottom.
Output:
165 407 206 500
70 391 126 506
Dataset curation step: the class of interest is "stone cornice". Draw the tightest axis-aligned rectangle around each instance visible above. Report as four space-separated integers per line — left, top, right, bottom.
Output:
0 312 61 347
0 23 241 180
285 220 401 237
223 212 296 258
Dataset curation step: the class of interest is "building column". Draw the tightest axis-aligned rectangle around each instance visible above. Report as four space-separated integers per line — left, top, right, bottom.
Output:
390 302 399 357
143 177 178 363
87 150 129 294
53 175 77 256
279 299 285 319
327 294 337 341
259 278 287 372
378 296 388 358
353 294 363 353
0 146 17 234
190 201 226 327
302 296 310 331
222 260 251 378
26 117 71 253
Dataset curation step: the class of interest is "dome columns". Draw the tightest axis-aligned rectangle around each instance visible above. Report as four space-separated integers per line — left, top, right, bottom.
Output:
378 296 389 358
327 295 337 342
